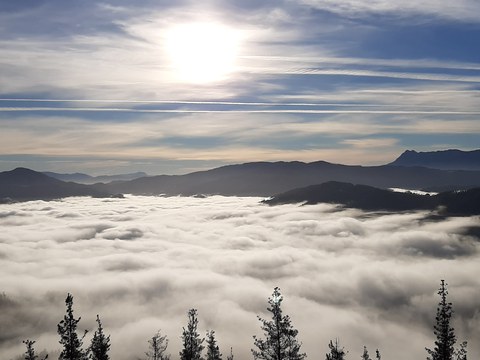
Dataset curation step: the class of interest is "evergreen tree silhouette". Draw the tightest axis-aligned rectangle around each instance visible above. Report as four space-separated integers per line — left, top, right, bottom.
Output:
57 293 87 360
89 315 110 360
23 339 48 360
252 287 306 360
361 346 371 360
146 330 170 360
375 349 381 360
206 330 222 360
180 309 204 360
426 280 456 360
454 341 467 360
325 339 346 360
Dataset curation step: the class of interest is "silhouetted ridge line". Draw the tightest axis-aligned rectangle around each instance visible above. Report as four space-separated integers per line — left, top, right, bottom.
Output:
389 149 480 170
96 160 480 196
3 160 480 201
0 167 113 202
263 181 480 215
43 171 148 184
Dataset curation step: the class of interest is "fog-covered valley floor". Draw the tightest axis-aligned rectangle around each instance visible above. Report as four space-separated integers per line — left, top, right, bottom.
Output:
1 195 479 360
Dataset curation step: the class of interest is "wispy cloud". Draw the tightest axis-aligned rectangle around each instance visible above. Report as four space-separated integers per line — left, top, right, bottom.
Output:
296 0 480 22
0 0 479 171
0 109 478 174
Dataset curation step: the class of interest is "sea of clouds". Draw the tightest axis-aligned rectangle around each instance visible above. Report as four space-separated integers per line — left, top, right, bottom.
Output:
0 195 479 360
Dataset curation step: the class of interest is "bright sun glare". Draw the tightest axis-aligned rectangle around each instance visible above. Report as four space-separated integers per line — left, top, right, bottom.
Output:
165 23 240 83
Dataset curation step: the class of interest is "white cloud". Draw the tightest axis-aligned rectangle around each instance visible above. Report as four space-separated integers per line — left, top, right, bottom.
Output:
1 109 479 171
295 0 480 22
0 196 479 360
1 1 479 174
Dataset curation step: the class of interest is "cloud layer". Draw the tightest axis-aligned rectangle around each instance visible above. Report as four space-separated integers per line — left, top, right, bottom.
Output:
1 1 480 174
0 196 479 360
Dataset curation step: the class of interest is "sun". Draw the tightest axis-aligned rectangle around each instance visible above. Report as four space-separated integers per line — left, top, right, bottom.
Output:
164 23 240 83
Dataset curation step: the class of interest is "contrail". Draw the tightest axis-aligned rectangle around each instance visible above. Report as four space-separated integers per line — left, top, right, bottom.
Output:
2 107 480 115
0 98 468 109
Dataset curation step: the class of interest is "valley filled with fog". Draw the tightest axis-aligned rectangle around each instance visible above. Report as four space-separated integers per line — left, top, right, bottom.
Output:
0 195 479 360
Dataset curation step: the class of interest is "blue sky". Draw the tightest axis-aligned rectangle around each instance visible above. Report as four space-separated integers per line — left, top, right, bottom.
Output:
0 0 479 175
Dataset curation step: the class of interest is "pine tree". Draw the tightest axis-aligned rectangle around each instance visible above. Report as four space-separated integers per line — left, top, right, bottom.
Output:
23 340 48 360
375 349 381 360
23 340 38 360
57 293 87 360
226 348 234 360
325 339 346 360
90 315 110 360
146 330 170 360
252 287 306 360
426 280 456 360
454 341 467 360
179 309 204 360
206 330 222 360
361 346 371 360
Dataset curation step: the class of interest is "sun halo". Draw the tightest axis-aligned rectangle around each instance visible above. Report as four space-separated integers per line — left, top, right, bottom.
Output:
164 23 241 84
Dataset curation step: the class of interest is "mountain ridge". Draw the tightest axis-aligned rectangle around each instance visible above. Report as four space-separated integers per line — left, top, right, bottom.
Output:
95 160 480 197
389 149 480 170
0 167 113 202
2 150 480 202
43 171 148 184
263 181 480 216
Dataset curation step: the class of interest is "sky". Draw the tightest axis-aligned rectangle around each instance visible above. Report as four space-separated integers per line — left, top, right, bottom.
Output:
1 196 479 360
1 0 480 175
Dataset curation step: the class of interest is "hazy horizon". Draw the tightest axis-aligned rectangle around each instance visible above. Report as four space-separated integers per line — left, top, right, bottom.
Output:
3 147 480 178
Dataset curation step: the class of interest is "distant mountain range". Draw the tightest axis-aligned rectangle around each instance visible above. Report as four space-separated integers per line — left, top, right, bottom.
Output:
263 181 480 216
0 168 112 202
95 160 480 197
1 149 480 205
43 171 148 184
389 149 480 170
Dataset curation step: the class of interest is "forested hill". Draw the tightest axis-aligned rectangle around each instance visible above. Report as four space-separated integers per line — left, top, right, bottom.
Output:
263 181 480 216
3 161 480 201
97 161 480 196
0 168 111 202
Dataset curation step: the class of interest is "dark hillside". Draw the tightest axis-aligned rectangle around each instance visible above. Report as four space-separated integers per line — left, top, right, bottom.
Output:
263 181 480 216
99 161 480 197
0 168 111 201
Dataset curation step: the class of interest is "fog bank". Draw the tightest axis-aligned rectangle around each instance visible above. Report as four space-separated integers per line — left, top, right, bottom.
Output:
0 196 479 360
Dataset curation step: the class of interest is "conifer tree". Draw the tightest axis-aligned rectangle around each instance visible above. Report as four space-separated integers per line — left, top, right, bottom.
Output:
146 330 170 360
252 287 306 360
226 348 234 360
206 330 222 360
57 293 87 360
361 346 371 360
454 341 467 360
426 280 456 360
375 349 381 360
23 340 48 360
325 339 346 360
23 340 38 360
180 309 204 360
90 315 110 360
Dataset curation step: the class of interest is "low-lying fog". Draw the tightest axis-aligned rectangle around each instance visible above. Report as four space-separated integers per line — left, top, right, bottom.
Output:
0 196 479 360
